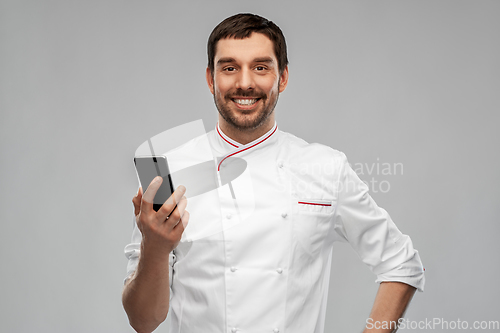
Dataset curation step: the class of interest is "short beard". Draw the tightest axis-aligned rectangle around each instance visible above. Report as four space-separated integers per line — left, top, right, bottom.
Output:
213 85 280 132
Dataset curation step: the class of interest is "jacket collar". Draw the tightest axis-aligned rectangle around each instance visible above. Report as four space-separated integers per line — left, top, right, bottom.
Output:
213 122 279 171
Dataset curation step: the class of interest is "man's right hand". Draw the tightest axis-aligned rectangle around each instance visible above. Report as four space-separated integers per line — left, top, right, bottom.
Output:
132 177 189 257
124 177 188 333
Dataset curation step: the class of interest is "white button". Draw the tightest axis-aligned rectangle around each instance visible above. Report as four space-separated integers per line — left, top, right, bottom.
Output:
281 212 287 218
226 214 232 219
277 268 283 274
273 328 279 333
231 328 237 333
278 161 283 168
230 266 237 272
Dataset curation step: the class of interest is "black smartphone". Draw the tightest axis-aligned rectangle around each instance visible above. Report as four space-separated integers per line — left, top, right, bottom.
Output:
134 155 175 211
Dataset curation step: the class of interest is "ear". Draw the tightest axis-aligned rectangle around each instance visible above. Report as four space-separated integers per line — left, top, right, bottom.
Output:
206 67 215 95
278 65 289 93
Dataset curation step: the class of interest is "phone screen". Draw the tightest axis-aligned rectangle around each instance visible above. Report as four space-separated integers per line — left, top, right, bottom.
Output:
134 156 174 211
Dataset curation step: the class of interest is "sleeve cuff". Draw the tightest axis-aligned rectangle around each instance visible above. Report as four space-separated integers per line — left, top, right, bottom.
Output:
374 250 425 292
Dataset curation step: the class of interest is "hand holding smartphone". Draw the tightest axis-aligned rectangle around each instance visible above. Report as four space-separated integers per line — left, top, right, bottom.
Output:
131 157 189 259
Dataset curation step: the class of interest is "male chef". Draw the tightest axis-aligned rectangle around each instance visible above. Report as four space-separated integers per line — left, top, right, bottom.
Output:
122 13 425 333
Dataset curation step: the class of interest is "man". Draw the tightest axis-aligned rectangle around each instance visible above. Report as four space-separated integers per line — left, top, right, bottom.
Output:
123 13 425 333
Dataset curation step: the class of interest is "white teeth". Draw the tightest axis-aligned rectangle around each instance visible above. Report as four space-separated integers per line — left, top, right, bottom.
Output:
234 99 257 105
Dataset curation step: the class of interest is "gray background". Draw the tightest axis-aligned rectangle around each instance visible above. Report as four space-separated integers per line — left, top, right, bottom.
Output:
1 0 499 332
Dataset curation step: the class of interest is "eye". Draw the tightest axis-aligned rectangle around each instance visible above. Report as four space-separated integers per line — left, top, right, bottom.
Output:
223 67 236 72
255 66 266 71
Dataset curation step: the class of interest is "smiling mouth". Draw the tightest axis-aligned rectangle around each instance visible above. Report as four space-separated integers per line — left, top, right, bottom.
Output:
232 98 261 107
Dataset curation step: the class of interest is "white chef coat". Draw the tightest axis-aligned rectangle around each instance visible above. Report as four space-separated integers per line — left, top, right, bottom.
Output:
124 122 425 333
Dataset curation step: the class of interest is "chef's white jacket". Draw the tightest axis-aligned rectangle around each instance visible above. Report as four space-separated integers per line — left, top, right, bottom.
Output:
125 123 425 333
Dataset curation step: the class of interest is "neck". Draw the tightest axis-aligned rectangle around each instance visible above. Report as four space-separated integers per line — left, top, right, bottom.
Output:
218 116 275 145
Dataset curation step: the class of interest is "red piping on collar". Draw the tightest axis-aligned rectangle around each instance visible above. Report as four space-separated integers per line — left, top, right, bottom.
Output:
216 125 239 148
217 126 277 171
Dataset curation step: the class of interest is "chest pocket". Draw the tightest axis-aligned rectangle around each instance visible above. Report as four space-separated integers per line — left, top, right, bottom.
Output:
291 197 336 256
296 199 335 214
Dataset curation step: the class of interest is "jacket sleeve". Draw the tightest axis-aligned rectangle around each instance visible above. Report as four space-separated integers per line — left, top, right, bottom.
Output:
332 152 425 291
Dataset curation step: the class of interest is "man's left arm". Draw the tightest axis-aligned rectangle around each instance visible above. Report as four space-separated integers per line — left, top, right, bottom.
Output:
332 152 425 331
364 281 416 333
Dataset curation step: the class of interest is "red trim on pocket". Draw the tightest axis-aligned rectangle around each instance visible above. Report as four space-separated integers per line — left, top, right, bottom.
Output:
298 201 332 207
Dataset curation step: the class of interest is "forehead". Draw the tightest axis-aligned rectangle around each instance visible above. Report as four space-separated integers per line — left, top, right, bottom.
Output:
214 32 277 63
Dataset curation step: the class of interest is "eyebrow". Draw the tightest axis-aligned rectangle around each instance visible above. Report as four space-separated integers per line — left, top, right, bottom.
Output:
253 57 274 64
216 57 275 67
216 57 236 66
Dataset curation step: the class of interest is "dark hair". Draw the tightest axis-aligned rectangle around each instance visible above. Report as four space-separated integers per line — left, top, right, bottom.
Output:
207 13 288 75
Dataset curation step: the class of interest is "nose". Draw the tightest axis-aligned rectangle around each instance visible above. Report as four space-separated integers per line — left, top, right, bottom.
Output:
235 67 254 90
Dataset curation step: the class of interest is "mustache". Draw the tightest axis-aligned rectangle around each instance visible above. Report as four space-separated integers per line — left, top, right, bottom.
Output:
225 89 265 99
